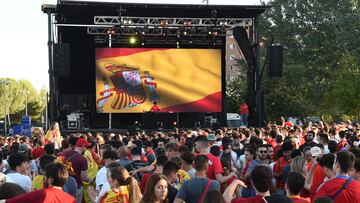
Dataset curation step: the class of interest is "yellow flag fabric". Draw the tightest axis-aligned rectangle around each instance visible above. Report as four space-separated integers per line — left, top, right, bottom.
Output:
95 48 222 113
83 150 98 203
100 186 130 203
176 169 191 190
32 175 45 191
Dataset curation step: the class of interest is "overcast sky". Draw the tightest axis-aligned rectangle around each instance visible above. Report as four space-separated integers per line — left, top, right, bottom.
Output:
0 0 264 91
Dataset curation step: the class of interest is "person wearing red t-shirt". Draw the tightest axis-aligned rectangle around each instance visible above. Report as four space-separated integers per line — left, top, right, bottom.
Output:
220 158 238 193
273 141 293 193
314 151 360 203
286 172 310 203
150 101 161 112
223 165 272 203
304 147 326 201
4 163 75 203
32 139 45 159
194 135 234 183
337 131 348 152
239 102 249 126
140 155 168 194
267 130 278 148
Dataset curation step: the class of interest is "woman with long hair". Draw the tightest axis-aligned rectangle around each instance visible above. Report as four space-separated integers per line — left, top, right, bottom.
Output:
44 121 63 149
290 156 307 177
140 174 168 203
100 167 142 203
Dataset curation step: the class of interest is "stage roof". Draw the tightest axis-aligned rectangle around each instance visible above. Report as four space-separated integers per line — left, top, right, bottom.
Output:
55 0 269 24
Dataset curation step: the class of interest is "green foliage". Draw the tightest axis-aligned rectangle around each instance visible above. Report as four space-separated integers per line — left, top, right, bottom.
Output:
226 57 248 113
0 78 47 125
258 0 360 120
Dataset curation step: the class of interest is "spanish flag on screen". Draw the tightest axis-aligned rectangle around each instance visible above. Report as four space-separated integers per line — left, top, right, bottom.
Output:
95 48 222 113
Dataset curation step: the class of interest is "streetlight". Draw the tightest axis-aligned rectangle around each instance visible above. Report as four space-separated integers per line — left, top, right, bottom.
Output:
1 79 9 136
23 90 30 116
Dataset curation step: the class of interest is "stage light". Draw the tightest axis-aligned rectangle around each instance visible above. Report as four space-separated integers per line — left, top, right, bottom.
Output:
208 31 212 35
141 42 145 46
123 19 132 25
160 19 168 27
183 31 187 35
129 37 136 44
220 21 228 26
107 28 115 35
183 20 192 27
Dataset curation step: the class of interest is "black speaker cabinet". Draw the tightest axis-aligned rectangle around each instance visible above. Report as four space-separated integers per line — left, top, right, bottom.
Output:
53 43 70 77
268 45 283 77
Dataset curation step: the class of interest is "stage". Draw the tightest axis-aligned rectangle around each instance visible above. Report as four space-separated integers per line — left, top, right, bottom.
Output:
43 1 268 129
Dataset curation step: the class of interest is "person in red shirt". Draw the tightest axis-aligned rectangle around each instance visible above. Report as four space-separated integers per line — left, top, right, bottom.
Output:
314 151 360 203
305 147 326 201
220 158 238 193
140 155 168 193
267 130 278 148
239 102 249 126
337 131 348 152
150 101 161 112
273 141 293 193
31 139 45 159
223 165 272 203
4 162 76 203
194 135 234 183
286 172 310 203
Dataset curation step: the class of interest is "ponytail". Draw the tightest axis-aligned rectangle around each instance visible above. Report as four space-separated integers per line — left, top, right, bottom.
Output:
128 176 142 203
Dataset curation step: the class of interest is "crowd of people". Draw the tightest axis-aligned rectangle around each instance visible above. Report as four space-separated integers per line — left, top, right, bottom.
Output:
1 120 360 203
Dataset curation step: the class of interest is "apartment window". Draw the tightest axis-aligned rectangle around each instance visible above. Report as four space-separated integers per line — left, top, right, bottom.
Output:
229 44 234 49
229 55 235 60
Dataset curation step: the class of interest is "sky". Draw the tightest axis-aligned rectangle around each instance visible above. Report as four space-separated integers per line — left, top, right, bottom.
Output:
0 0 263 92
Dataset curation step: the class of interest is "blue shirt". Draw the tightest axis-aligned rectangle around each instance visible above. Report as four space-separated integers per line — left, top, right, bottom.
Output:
176 177 220 203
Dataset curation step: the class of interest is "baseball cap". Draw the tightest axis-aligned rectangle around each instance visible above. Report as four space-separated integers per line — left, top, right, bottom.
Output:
19 144 29 154
194 135 208 143
310 146 322 157
207 133 216 141
76 138 91 147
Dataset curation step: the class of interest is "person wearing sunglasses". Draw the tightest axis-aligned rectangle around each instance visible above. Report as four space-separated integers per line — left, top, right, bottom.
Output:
241 144 269 197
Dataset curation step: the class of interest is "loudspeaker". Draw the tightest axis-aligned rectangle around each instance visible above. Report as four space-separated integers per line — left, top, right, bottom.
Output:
53 43 70 77
268 45 283 77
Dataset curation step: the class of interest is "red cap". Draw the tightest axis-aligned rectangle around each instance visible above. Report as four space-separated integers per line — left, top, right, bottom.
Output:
76 138 91 147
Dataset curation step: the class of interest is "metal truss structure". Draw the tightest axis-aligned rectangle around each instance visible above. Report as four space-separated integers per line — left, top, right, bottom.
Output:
88 16 253 39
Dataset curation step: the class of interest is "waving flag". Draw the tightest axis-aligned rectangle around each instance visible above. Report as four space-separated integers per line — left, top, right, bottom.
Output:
95 48 222 113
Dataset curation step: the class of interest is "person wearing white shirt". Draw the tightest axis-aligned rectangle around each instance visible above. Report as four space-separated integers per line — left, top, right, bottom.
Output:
95 150 118 192
6 153 32 192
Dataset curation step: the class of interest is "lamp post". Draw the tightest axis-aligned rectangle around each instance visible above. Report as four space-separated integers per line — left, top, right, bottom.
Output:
23 90 30 116
1 80 9 136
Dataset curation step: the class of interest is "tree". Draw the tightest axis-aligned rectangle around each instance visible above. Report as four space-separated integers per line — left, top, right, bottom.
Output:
258 0 360 120
226 59 247 113
0 78 46 126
